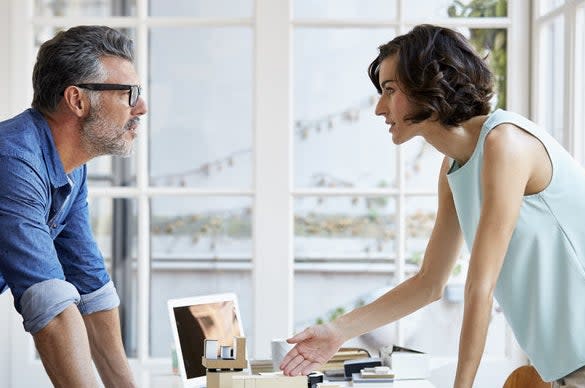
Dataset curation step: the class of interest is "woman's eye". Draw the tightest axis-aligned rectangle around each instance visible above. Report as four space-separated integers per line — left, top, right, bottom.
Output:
384 88 394 96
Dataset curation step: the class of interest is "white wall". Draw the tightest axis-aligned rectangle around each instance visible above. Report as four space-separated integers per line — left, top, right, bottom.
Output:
0 296 11 386
0 1 12 115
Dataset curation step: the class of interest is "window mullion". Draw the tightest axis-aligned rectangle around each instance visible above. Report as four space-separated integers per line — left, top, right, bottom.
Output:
253 0 293 359
508 0 531 116
136 0 150 364
565 4 577 155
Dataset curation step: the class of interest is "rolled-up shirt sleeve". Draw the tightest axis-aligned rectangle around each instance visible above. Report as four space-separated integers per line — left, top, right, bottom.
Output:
78 280 120 315
20 279 81 333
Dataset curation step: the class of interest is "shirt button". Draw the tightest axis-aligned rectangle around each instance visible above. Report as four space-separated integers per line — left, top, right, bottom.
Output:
52 223 57 228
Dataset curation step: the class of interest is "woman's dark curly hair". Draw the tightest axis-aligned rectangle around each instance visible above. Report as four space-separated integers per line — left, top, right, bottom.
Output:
368 24 494 126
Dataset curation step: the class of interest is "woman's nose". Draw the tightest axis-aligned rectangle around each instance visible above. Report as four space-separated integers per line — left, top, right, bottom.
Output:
374 96 385 116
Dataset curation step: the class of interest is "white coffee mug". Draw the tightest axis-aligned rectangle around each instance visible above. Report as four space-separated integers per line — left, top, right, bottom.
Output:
271 338 294 371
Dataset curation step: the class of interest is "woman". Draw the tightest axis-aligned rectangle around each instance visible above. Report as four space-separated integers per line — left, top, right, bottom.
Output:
280 24 585 388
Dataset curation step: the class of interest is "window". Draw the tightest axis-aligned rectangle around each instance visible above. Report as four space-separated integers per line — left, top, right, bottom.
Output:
533 0 585 160
8 1 530 382
292 0 518 362
29 0 256 361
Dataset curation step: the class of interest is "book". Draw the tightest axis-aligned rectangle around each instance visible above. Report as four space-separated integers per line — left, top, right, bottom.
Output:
250 359 275 374
321 347 372 380
352 372 394 384
359 366 395 379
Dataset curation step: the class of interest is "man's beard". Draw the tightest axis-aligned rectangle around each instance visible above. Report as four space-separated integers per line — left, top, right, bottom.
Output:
80 103 138 158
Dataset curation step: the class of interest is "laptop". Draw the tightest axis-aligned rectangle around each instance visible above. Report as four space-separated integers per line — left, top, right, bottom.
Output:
168 293 245 387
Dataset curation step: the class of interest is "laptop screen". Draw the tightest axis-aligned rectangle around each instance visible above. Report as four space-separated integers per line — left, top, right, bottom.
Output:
168 293 244 386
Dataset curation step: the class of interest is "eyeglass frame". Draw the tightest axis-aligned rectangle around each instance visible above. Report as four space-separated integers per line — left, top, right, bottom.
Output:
75 83 142 107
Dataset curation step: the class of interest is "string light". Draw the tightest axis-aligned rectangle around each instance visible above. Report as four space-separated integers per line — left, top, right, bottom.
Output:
294 95 376 140
148 94 431 187
149 94 434 250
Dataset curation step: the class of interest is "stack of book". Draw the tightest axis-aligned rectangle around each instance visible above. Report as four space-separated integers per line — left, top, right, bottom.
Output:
351 366 395 387
321 348 371 381
250 359 276 374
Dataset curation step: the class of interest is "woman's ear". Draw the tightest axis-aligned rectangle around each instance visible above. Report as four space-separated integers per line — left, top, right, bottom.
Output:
62 85 90 118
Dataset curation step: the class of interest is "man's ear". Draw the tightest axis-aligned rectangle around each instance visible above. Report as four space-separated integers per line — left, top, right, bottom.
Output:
62 85 90 118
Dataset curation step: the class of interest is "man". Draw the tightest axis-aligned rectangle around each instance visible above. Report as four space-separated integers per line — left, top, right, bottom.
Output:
0 25 146 387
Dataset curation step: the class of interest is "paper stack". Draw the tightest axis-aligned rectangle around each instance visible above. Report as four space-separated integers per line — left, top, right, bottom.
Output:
351 366 395 387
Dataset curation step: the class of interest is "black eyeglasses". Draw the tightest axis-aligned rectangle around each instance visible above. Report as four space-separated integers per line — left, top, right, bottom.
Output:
76 83 142 107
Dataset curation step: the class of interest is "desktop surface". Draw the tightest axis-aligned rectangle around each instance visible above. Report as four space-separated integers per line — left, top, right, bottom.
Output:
142 370 436 388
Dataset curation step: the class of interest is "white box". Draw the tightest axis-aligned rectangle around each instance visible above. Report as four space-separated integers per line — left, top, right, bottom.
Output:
232 374 306 388
389 347 430 380
205 340 219 359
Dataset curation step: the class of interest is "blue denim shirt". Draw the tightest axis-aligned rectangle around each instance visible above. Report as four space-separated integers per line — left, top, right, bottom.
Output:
0 109 119 333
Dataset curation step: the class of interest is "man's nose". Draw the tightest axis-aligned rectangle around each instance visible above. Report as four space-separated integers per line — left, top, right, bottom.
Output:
132 96 148 116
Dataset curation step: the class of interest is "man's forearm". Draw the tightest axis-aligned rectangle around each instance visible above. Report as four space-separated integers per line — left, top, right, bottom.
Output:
33 304 100 388
83 308 136 388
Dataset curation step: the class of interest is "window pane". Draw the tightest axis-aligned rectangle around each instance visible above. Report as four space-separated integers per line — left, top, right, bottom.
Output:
294 272 398 354
405 195 470 280
540 0 565 15
540 17 565 143
404 0 507 20
403 293 507 357
34 0 136 16
149 0 252 18
150 196 252 263
150 196 253 357
294 28 397 189
90 197 138 357
294 0 396 20
459 28 507 109
405 196 436 277
149 27 253 188
294 195 398 354
86 156 137 187
294 196 397 265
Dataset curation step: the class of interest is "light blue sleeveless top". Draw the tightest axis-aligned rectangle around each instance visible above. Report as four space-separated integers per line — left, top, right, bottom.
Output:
447 109 585 381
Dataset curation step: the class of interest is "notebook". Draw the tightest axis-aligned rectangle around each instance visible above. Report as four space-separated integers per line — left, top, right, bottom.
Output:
168 293 245 387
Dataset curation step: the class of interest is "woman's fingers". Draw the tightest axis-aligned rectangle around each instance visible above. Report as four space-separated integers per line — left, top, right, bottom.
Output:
279 346 299 371
281 353 306 375
288 358 313 376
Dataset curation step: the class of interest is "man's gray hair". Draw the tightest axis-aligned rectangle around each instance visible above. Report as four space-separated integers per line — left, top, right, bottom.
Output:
32 25 134 114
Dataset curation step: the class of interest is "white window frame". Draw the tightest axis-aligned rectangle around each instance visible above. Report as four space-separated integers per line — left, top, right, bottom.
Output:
291 0 530 368
532 0 585 162
0 0 531 385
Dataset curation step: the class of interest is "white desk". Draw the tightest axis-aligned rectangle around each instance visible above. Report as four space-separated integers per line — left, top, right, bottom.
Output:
386 381 435 388
141 371 436 388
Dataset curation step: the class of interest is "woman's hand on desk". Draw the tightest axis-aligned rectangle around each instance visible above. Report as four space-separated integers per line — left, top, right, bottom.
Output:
279 323 344 376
